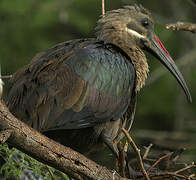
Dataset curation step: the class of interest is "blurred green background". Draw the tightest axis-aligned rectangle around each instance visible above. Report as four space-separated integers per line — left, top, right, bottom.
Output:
0 0 196 178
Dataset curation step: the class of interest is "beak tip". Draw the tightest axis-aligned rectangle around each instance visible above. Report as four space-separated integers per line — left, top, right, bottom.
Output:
185 89 192 103
184 87 192 103
188 96 192 103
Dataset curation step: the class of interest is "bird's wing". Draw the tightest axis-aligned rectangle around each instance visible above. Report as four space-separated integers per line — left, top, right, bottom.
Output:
7 40 136 131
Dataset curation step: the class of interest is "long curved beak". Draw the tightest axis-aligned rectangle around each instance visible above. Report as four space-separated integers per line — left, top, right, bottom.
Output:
142 34 192 103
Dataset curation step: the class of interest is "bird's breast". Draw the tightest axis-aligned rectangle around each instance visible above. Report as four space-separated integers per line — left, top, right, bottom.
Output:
65 44 136 99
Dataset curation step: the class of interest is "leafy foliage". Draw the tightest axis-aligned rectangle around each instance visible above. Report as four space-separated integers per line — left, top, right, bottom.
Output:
0 144 69 179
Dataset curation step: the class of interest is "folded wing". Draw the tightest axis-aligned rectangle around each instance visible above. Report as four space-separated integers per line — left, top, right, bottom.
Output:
7 40 136 132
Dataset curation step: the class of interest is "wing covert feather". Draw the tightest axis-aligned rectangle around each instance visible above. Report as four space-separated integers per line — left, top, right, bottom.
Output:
7 40 136 132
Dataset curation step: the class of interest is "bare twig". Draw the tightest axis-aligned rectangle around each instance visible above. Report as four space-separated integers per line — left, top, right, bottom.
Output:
150 171 187 179
0 75 13 79
147 153 172 174
174 162 195 174
188 173 196 179
143 144 153 160
102 0 105 16
118 142 126 178
122 128 150 180
166 22 196 33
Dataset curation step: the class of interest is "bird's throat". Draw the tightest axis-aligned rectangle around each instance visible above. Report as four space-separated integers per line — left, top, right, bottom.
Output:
127 48 149 91
97 30 149 92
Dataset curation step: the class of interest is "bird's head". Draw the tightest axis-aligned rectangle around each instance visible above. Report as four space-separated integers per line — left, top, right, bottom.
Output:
96 4 192 102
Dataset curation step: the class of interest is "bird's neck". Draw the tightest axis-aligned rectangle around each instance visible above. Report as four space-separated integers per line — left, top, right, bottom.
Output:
97 33 149 92
125 47 149 91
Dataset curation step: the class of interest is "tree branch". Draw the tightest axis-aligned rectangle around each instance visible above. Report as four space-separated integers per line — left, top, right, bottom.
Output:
166 22 196 33
0 100 122 180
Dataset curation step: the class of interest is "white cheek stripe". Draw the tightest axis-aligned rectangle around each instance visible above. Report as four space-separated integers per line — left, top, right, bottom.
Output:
126 28 146 39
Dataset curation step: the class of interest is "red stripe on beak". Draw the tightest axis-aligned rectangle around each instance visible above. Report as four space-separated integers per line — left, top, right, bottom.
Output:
154 34 173 61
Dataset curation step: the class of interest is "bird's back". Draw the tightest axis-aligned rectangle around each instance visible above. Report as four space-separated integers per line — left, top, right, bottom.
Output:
7 38 136 153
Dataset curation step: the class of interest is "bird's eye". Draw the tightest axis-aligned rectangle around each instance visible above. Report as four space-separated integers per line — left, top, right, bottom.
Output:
142 19 149 27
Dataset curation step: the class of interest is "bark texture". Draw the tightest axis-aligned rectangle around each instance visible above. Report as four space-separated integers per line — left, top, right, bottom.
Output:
0 100 122 180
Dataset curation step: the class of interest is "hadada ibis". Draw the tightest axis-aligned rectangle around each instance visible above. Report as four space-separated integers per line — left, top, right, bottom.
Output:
7 5 192 158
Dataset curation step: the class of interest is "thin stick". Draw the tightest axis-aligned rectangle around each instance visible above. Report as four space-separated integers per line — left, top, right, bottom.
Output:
166 22 196 33
188 174 196 179
118 142 126 178
122 128 150 180
150 171 187 179
102 0 105 16
0 75 13 79
174 162 195 174
147 153 172 174
143 143 153 160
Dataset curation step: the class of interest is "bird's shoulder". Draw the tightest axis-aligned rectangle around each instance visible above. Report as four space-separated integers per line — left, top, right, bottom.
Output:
11 39 96 83
7 38 136 130
11 38 136 95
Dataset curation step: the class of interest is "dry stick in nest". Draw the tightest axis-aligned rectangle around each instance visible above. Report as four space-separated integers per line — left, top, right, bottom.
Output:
166 22 196 33
174 162 195 174
147 153 172 174
0 75 13 79
117 142 126 178
121 130 196 179
143 143 153 160
151 163 196 179
122 128 150 180
116 141 129 178
150 171 187 179
144 151 196 179
141 155 195 179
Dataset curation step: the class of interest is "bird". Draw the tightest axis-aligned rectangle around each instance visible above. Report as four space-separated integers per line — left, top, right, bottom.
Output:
7 4 192 159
